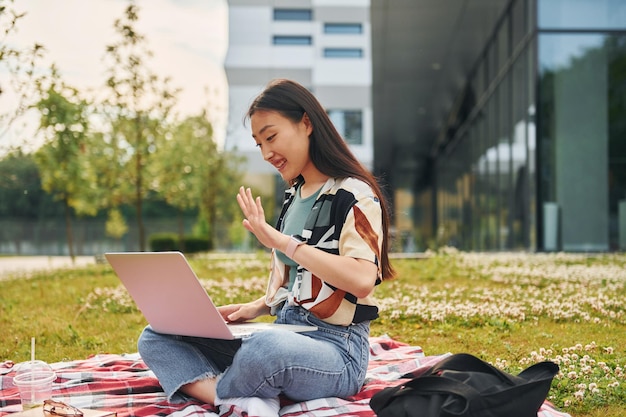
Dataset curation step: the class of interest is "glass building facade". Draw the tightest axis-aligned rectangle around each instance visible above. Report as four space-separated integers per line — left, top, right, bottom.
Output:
422 0 626 252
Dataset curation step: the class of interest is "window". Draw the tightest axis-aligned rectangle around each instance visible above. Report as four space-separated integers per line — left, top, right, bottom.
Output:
273 9 312 21
324 23 362 34
323 48 363 58
273 36 312 46
328 110 362 145
538 32 620 251
538 0 626 30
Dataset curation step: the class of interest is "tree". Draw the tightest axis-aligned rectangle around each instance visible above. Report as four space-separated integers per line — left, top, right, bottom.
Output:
102 1 179 251
152 115 207 248
153 112 244 249
198 146 245 249
0 0 47 147
81 129 132 242
33 75 94 261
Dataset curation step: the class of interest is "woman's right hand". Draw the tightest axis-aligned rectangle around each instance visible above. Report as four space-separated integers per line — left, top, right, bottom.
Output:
237 187 286 251
217 297 270 323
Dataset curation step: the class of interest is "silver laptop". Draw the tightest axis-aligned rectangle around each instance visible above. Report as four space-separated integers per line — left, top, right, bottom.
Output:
104 251 316 339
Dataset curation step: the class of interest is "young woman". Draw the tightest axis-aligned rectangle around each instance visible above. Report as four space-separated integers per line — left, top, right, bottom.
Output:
138 78 395 414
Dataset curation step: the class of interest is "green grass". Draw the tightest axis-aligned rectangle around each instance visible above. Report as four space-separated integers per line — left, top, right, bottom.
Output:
1 250 625 417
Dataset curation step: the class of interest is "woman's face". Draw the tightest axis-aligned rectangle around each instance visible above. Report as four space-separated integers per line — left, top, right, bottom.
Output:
250 110 314 181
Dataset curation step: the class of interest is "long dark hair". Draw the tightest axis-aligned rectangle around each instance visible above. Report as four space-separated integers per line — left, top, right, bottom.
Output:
247 78 395 280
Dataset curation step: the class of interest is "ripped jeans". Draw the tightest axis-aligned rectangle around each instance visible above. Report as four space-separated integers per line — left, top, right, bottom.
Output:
137 304 371 403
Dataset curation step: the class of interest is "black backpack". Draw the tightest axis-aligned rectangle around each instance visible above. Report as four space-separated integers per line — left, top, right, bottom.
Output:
369 353 559 417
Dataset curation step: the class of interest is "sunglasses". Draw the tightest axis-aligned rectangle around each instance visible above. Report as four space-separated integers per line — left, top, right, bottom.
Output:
43 399 84 417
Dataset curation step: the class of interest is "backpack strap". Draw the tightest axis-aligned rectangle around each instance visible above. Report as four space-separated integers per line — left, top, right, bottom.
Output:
427 353 522 385
370 375 481 413
517 361 559 381
403 375 481 400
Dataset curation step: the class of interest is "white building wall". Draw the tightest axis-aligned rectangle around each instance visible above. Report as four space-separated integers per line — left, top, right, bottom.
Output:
225 0 372 173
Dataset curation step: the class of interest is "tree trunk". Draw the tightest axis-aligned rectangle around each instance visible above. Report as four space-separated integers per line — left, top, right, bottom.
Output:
135 117 146 251
135 149 145 251
209 200 217 251
177 207 185 252
64 197 76 262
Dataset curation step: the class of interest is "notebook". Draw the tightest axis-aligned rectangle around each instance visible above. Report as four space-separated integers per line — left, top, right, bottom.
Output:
104 251 317 339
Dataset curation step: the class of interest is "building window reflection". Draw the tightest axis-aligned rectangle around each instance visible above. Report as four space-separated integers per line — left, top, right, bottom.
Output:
407 0 626 252
539 33 626 250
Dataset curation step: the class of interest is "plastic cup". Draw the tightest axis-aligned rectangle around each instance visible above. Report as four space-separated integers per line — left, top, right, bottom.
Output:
12 360 56 410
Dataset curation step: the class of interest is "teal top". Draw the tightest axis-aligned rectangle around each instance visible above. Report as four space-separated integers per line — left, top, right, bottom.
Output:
276 184 322 289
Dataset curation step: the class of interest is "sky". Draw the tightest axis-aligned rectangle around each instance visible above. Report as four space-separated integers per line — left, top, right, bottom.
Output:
1 0 229 153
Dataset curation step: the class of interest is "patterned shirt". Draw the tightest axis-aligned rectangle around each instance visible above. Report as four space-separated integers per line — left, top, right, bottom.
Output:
265 177 383 325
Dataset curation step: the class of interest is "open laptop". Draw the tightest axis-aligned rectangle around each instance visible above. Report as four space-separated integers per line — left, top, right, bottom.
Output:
104 251 317 339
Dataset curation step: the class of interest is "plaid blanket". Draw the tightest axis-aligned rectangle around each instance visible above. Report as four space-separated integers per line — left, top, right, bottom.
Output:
0 336 571 417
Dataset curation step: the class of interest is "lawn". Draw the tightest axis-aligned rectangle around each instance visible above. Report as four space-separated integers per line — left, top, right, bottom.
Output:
1 250 624 417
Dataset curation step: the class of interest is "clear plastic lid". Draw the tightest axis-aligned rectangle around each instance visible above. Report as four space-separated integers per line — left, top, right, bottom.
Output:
13 360 56 386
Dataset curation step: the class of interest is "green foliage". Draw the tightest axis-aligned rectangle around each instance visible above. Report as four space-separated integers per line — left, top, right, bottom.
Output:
151 113 242 249
153 114 214 212
228 218 248 249
105 207 128 239
153 113 245 249
34 75 95 215
0 152 63 218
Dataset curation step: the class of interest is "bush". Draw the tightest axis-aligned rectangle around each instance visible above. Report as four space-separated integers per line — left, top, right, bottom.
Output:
148 233 178 251
182 236 211 253
148 233 210 253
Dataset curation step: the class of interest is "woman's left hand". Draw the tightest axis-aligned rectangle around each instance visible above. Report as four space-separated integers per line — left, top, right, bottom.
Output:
218 298 270 322
237 186 283 250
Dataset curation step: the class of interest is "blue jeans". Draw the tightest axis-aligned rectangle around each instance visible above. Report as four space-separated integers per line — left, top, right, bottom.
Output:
137 304 371 403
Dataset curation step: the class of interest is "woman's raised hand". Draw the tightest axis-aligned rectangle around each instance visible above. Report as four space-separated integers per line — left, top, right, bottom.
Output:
237 186 283 250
